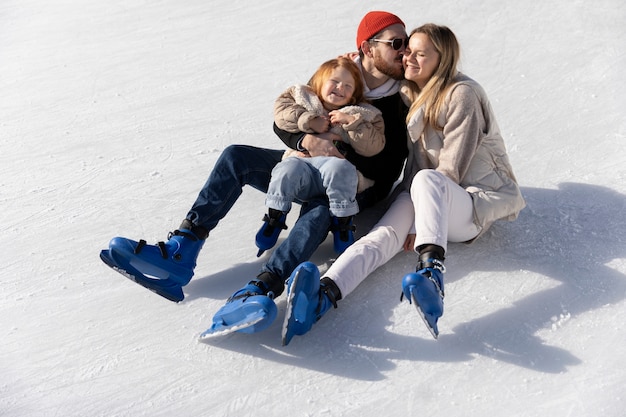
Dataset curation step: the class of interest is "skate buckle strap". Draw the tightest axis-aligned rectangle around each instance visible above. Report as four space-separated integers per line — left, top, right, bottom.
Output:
330 220 356 233
168 229 199 241
227 289 274 302
400 259 446 301
227 290 256 303
399 268 445 302
318 285 338 314
417 258 446 299
262 214 288 230
157 241 167 258
149 229 200 260
426 273 445 299
227 281 274 303
416 258 446 273
134 239 147 254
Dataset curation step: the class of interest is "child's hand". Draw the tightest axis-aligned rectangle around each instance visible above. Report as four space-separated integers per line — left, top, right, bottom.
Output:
329 110 356 126
309 116 330 133
403 234 416 252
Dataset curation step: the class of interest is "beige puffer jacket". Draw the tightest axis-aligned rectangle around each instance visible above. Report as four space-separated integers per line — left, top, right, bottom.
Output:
400 74 526 236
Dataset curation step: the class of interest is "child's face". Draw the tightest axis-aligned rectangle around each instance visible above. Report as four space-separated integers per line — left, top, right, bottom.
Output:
320 67 356 109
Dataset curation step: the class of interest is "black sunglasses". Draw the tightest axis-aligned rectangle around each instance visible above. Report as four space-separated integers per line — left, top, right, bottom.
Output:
370 37 409 50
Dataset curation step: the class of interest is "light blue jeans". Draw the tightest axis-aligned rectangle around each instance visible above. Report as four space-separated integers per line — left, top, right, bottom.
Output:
185 145 331 283
266 156 359 218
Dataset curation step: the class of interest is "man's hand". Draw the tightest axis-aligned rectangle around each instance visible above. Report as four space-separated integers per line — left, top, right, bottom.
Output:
309 116 330 134
301 132 344 158
339 52 359 60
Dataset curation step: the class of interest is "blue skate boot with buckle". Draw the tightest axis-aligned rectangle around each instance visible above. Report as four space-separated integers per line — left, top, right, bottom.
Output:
255 208 288 257
200 272 283 339
282 262 341 346
330 216 355 254
100 219 207 302
401 248 446 339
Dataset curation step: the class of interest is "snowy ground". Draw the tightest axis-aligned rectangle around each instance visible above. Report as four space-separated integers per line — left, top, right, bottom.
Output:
2 0 625 416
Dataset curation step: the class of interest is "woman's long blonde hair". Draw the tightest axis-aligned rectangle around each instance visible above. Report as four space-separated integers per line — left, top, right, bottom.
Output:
404 24 460 130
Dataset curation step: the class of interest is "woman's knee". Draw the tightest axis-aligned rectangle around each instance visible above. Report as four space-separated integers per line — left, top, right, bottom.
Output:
410 169 448 195
359 225 405 258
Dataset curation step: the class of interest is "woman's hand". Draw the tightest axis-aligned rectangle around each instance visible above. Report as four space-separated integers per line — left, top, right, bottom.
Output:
403 234 416 252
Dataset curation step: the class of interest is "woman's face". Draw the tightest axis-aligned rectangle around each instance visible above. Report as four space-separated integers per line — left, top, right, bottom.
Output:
320 66 356 109
403 32 441 89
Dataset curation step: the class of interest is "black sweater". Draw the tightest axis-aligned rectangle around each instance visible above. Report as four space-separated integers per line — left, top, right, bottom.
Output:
273 92 409 205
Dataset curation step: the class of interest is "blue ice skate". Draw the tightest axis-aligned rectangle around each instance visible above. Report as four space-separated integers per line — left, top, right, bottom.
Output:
200 282 278 339
100 226 204 302
282 262 340 346
255 209 288 257
330 216 355 254
401 259 446 339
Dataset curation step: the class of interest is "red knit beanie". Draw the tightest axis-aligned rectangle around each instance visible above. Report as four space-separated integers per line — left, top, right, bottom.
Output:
356 11 405 50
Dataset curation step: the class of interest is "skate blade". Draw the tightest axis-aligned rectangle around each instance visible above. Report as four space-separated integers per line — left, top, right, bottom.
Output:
410 292 439 339
99 249 184 302
281 268 306 346
199 315 264 340
281 283 297 346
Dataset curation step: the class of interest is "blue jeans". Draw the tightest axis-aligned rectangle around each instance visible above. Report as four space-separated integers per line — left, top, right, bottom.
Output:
185 145 332 282
266 156 359 218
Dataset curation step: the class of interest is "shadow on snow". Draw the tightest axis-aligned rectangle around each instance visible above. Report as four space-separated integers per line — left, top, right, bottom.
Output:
191 182 626 380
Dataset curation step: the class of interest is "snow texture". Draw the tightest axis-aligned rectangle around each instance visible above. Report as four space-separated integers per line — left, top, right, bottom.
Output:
2 0 625 416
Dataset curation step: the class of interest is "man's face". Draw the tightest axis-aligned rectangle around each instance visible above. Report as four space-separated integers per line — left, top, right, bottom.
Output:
371 23 408 80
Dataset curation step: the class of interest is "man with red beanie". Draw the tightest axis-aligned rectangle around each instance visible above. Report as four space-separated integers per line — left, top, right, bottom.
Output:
356 10 406 48
101 11 410 339
291 11 408 202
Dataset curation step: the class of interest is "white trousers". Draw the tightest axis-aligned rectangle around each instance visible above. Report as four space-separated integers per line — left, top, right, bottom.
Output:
326 169 480 298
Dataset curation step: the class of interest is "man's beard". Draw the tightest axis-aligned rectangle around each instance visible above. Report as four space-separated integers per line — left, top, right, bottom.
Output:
373 53 405 80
